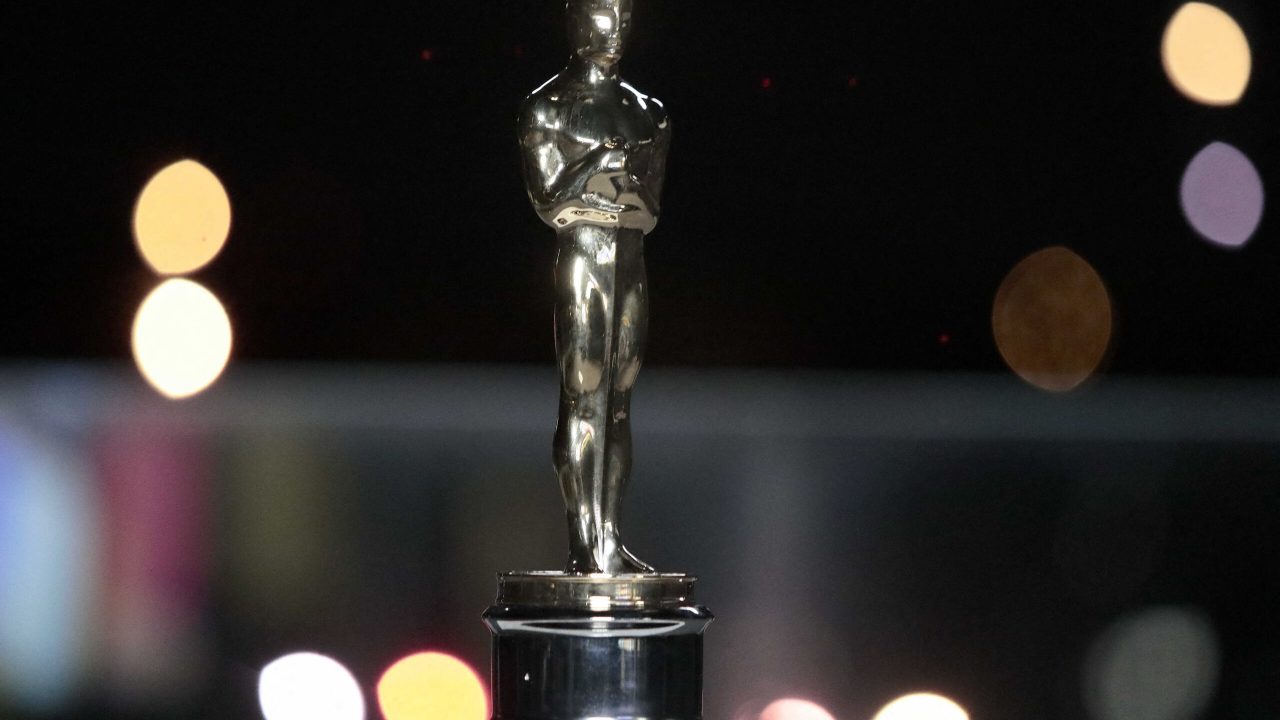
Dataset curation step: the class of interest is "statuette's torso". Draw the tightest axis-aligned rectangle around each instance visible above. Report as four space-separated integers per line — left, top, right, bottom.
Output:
522 75 669 232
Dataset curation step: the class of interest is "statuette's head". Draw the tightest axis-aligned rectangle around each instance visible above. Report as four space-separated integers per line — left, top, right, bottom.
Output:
567 0 633 65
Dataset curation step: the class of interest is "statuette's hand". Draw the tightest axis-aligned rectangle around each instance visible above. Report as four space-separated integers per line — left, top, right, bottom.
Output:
600 148 628 174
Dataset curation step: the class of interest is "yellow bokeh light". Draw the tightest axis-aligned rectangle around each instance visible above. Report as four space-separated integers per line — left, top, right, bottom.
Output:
992 246 1113 393
133 159 232 275
873 693 969 720
377 652 487 720
1161 2 1251 106
131 278 233 400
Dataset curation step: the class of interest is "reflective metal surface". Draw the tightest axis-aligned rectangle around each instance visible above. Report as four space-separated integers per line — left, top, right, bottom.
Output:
484 603 710 720
519 0 671 575
494 571 697 610
495 4 709 717
485 575 711 720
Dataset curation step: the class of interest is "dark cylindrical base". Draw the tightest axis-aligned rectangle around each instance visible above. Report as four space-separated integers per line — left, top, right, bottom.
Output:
484 573 712 720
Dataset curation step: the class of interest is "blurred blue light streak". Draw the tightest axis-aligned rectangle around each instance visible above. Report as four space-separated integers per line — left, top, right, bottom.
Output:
0 417 95 712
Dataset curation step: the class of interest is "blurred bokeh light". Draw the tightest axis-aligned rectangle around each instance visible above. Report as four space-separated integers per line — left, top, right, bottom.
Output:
1083 606 1220 720
759 698 836 720
992 247 1113 392
3 367 1280 717
1161 2 1251 106
97 431 212 706
258 652 365 720
133 159 232 275
0 421 95 713
131 278 233 400
377 652 486 720
873 693 969 720
1180 141 1265 249
222 434 356 622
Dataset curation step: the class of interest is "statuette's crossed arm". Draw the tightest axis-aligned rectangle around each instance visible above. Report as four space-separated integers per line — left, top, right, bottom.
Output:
521 115 661 232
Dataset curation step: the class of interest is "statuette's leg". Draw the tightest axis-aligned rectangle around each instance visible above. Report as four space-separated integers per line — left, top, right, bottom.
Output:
604 232 651 572
553 226 652 574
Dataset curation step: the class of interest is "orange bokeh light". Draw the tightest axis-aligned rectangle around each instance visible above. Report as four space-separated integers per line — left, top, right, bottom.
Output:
1162 2 1251 106
132 159 232 275
760 698 836 720
377 652 487 720
992 246 1113 393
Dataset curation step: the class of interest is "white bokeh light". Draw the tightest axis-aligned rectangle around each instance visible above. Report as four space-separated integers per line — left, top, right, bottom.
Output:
258 652 365 720
1083 606 1219 720
131 278 233 400
873 693 969 720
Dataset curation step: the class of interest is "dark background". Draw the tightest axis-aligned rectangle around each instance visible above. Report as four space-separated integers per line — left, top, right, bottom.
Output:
6 1 1278 373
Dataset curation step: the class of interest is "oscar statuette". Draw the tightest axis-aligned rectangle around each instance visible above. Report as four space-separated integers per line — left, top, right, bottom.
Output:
483 2 712 718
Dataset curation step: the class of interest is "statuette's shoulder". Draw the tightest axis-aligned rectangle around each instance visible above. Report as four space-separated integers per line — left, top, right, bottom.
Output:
616 82 669 133
648 97 670 131
521 77 567 126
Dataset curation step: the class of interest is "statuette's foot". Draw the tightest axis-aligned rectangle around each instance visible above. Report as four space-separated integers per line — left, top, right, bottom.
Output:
566 548 654 575
566 521 655 575
614 545 655 574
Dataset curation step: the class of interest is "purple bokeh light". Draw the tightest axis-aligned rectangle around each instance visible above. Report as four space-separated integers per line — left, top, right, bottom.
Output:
1180 141 1265 249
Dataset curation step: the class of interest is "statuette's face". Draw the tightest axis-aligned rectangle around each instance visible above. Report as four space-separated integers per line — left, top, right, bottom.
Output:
568 0 633 64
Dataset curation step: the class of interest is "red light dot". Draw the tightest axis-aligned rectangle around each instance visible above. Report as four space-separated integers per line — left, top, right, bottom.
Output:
760 76 773 90
421 49 435 61
938 333 951 346
847 75 859 88
513 45 526 58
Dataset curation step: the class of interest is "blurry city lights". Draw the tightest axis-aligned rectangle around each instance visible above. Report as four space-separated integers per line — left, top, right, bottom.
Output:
377 652 487 720
131 278 233 400
1161 2 1250 106
1083 606 1219 720
98 432 212 704
222 435 352 617
992 246 1113 393
873 693 969 720
133 159 232 275
1180 141 1264 249
759 698 835 720
258 652 365 720
0 424 94 713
